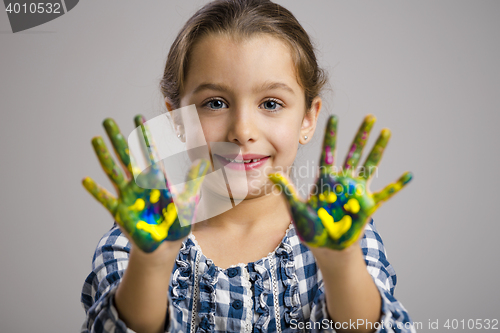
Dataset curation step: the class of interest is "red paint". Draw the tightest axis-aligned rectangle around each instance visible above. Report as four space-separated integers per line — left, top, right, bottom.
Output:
325 146 333 165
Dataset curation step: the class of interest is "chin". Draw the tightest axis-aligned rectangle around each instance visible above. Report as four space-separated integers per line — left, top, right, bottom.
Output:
242 179 276 199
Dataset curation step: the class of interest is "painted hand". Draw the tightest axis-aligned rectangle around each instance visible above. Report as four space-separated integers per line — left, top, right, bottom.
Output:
82 115 210 253
269 115 412 250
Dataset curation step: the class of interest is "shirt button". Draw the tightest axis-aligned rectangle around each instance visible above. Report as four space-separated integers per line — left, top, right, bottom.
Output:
227 267 239 278
232 300 243 309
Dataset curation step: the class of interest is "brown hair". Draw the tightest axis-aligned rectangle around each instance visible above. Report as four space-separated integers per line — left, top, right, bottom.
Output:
160 0 328 112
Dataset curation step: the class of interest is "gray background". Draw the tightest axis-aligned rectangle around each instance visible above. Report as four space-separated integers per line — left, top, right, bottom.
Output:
1 1 498 332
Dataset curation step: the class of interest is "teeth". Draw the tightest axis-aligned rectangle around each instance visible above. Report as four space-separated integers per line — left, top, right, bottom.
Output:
222 156 265 163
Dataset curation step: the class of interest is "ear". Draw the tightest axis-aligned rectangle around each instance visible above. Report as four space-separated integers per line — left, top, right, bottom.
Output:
299 96 322 145
164 96 175 112
165 97 186 142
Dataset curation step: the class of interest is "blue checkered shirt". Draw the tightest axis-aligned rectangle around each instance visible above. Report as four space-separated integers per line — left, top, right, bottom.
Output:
81 219 416 332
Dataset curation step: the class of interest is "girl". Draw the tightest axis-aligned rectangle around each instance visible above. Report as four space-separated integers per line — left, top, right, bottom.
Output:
81 0 415 332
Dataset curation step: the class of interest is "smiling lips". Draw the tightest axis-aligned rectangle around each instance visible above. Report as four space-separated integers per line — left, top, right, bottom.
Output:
215 154 270 170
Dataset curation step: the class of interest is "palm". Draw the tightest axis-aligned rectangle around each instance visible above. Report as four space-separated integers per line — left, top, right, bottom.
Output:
82 115 209 253
269 115 412 250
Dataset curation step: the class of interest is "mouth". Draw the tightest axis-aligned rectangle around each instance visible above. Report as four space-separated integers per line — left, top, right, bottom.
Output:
214 154 270 170
218 156 268 164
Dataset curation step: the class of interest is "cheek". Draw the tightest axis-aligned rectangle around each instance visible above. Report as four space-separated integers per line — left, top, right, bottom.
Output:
198 117 226 142
271 125 300 159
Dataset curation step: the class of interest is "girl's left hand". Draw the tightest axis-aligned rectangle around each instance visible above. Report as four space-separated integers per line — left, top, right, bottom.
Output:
268 114 412 251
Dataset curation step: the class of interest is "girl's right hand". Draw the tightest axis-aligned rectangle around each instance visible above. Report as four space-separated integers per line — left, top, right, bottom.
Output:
82 115 210 254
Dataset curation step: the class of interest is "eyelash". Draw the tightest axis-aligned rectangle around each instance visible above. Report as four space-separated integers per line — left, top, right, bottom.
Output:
202 97 284 113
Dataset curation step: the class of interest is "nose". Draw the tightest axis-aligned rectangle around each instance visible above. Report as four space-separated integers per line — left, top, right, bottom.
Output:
227 106 258 145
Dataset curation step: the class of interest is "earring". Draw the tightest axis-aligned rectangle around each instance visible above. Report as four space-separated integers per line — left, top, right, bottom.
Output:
304 135 308 140
177 134 181 138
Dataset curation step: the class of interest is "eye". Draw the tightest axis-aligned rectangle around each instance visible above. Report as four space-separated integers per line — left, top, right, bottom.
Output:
260 98 284 113
202 98 228 110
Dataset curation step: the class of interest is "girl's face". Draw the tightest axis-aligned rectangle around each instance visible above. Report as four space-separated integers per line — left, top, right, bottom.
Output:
169 33 321 198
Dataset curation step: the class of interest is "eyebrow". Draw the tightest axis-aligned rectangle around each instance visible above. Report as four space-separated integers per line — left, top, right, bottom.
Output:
192 81 295 95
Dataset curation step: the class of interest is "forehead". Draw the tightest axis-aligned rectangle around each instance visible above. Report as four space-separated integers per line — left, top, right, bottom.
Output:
184 33 302 96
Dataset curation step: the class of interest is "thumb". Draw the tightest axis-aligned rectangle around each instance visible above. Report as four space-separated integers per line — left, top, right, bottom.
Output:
268 172 304 208
268 172 325 245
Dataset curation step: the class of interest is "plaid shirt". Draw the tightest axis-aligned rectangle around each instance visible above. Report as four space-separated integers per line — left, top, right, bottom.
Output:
81 219 416 333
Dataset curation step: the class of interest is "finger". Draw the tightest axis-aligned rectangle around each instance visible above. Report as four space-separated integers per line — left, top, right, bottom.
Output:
186 159 211 182
361 128 391 181
103 118 133 177
268 172 303 206
343 114 376 172
82 176 118 214
373 171 413 205
169 159 211 228
269 172 325 244
134 115 161 174
319 115 338 174
184 158 211 195
92 136 127 189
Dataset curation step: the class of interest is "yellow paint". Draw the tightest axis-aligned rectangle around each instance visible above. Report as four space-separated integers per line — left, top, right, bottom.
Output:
309 228 329 248
319 192 337 203
343 198 360 214
130 198 145 211
269 173 298 199
132 167 142 177
327 192 337 203
318 207 352 240
150 189 160 204
136 202 178 242
356 186 364 196
162 202 178 226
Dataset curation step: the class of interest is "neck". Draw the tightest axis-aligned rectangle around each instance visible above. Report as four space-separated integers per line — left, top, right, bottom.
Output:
192 185 292 234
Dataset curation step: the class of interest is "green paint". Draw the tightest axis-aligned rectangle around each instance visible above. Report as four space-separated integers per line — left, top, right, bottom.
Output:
373 171 413 205
103 118 132 175
91 136 127 189
320 115 338 173
82 176 117 212
362 128 391 180
134 114 161 175
343 114 376 172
